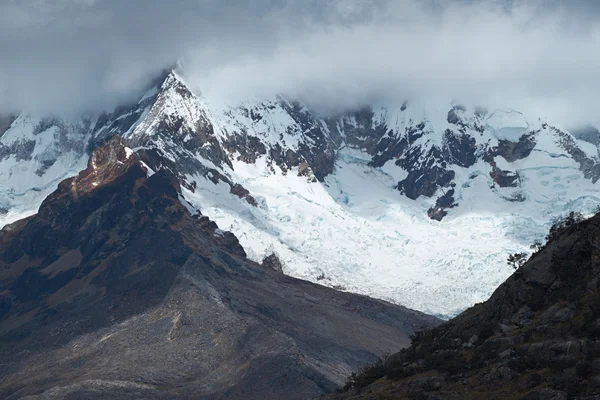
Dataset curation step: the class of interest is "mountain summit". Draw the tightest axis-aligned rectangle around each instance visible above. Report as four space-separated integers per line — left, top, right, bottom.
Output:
0 137 438 399
1 70 599 316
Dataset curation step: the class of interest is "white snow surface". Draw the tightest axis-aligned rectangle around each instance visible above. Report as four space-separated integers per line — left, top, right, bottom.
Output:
176 90 599 318
181 144 599 318
2 73 600 319
0 114 90 227
485 109 530 140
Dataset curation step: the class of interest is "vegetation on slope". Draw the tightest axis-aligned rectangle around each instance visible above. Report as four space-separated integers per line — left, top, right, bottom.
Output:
333 211 600 399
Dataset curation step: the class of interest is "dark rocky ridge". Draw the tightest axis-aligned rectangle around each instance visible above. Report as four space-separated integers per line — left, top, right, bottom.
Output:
0 137 439 400
130 79 565 221
331 212 600 399
222 97 337 182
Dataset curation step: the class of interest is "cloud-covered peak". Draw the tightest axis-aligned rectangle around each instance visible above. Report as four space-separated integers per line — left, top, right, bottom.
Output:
2 1 600 126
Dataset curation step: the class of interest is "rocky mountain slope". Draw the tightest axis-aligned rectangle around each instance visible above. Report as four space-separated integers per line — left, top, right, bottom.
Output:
1 69 599 316
330 212 600 399
0 137 438 400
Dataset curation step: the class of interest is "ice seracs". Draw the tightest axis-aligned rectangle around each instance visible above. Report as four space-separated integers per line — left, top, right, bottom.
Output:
1 71 599 318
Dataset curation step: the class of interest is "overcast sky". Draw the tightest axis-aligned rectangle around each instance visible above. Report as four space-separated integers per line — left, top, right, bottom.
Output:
1 0 600 125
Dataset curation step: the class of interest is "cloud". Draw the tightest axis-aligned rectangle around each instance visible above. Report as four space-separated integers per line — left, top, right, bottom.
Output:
1 0 600 126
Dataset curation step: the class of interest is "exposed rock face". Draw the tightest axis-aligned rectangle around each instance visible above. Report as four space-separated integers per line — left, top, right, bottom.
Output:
2 70 600 318
218 97 339 183
552 125 600 182
331 213 600 399
490 168 521 188
0 138 35 162
427 189 457 221
492 133 537 163
0 138 439 400
2 73 600 222
261 252 284 273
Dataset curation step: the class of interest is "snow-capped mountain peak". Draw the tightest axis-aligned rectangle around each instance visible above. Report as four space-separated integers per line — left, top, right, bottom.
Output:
1 71 599 318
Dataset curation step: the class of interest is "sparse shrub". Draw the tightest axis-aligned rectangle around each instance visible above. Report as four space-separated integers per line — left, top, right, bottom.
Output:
546 211 585 242
507 252 528 270
530 240 544 253
340 357 386 391
386 364 416 380
425 350 467 375
409 329 425 344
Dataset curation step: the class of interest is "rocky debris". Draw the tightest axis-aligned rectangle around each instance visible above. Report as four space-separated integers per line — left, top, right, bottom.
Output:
222 97 336 182
0 137 439 400
490 168 521 188
399 162 455 200
279 99 337 181
261 253 284 273
427 189 457 221
327 107 389 155
223 133 267 164
492 133 537 162
331 211 600 399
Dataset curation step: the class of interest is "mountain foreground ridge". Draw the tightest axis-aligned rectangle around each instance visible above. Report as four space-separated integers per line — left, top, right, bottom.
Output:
1 69 599 316
0 136 439 399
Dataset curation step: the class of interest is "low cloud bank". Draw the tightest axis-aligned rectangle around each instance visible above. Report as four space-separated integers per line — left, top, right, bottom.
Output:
1 0 599 125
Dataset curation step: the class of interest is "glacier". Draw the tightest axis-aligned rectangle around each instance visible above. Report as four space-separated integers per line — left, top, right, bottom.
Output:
1 70 599 318
182 146 599 318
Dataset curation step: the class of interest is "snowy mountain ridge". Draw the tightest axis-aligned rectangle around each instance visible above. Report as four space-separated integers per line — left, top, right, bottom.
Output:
1 70 599 318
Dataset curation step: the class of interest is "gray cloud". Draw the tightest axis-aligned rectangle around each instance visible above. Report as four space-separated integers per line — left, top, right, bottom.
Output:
2 0 600 125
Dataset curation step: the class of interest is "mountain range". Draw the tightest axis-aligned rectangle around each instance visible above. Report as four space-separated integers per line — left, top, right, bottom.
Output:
1 69 599 318
1 66 600 399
